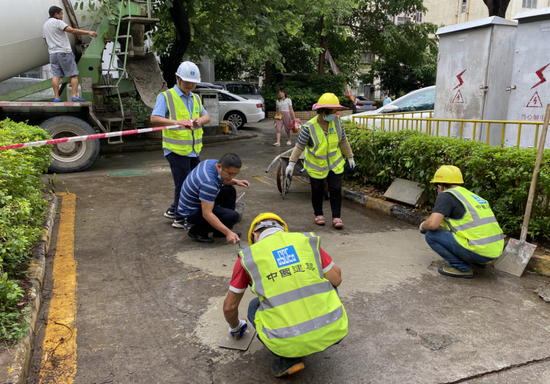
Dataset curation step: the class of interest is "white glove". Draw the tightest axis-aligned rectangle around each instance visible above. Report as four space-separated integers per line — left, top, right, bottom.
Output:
348 158 355 171
419 221 427 234
286 162 296 178
229 319 248 339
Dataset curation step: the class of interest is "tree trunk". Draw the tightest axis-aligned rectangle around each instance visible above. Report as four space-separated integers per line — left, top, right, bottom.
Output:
265 61 271 87
159 1 192 86
318 17 327 75
482 0 511 18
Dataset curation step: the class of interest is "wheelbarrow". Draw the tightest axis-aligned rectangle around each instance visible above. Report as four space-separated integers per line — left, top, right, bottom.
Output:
265 148 309 198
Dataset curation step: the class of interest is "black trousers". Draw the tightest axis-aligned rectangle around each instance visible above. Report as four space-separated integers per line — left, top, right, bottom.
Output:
186 185 239 237
166 152 200 218
310 171 342 218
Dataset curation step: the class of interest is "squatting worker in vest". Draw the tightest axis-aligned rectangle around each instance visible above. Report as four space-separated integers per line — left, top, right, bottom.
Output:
223 213 347 378
420 166 504 279
150 61 211 229
285 93 355 228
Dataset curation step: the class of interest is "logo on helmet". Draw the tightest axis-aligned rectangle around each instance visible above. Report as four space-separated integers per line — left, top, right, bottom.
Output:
190 71 195 76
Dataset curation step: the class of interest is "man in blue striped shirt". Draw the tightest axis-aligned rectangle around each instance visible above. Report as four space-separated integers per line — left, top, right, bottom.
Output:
177 153 250 244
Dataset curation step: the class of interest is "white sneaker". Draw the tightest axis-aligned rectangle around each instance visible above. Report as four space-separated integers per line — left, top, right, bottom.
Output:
172 220 187 229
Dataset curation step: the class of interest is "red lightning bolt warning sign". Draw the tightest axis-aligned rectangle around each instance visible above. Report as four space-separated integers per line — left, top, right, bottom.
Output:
453 70 466 90
531 63 550 89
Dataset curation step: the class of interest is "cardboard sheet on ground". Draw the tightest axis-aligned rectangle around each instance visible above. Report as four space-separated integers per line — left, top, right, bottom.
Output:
218 328 256 350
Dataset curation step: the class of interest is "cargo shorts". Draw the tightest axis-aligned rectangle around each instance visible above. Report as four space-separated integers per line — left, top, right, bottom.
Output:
50 52 79 78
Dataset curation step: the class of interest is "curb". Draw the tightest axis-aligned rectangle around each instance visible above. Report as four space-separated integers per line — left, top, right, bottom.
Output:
342 187 550 276
1 195 58 384
100 132 258 155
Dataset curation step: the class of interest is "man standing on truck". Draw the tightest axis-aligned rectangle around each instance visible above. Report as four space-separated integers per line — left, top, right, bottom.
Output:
150 61 211 228
43 6 97 102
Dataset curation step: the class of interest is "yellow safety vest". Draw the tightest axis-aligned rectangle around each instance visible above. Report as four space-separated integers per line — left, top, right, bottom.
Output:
239 231 348 358
161 88 203 156
303 117 345 179
443 187 504 258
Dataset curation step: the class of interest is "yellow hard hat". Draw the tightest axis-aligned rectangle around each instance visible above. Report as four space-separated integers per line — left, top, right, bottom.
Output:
430 165 464 184
248 212 289 245
312 93 347 110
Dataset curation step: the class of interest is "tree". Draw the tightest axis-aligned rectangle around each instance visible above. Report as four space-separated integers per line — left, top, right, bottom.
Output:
149 0 355 84
482 0 511 17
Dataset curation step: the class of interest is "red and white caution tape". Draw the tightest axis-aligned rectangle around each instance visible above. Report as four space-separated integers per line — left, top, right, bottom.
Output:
0 123 191 150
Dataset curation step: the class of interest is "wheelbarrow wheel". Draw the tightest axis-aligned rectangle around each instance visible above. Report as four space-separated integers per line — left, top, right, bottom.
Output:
276 159 292 198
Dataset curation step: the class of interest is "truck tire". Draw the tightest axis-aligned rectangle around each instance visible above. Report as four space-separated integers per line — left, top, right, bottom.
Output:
40 116 100 173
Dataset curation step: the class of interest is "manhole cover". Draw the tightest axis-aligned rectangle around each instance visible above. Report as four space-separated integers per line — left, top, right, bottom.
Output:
107 170 150 177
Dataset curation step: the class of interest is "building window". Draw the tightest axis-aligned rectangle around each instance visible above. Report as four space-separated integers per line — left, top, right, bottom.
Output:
461 0 467 13
416 11 423 23
360 52 374 64
396 16 411 25
522 0 537 8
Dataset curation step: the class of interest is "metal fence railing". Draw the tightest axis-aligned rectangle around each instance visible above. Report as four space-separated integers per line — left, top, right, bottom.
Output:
350 111 548 149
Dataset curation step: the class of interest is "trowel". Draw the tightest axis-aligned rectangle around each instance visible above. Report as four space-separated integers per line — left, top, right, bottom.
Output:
218 328 256 351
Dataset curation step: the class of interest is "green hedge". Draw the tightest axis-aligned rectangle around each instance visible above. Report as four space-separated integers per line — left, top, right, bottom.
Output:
0 118 51 342
345 126 550 243
262 73 353 111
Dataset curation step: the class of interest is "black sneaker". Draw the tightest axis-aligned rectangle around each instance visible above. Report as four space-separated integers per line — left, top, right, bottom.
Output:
188 231 214 243
271 357 304 378
172 219 187 229
164 208 175 219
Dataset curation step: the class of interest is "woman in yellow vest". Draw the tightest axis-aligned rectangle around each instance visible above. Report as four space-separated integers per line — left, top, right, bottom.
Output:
223 213 347 377
285 93 355 228
150 61 211 228
420 166 504 279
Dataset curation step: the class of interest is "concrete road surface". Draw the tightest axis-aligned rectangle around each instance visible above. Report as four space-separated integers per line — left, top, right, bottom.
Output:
29 122 550 383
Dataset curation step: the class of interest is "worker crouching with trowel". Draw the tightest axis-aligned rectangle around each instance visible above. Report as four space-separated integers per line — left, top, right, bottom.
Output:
420 166 504 279
223 213 348 377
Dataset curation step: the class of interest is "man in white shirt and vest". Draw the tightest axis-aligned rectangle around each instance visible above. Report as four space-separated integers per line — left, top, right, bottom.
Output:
420 166 504 279
223 213 347 377
151 61 211 228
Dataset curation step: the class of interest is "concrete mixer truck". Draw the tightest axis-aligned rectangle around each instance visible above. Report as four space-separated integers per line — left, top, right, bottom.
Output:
0 0 167 173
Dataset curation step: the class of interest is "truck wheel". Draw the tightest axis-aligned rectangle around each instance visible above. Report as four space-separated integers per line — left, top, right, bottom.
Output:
224 111 245 130
40 116 100 173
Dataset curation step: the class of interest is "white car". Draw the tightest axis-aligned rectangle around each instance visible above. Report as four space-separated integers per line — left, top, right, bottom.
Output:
196 89 265 129
342 86 435 125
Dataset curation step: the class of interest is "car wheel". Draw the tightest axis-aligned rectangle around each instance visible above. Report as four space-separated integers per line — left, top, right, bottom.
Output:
40 115 100 173
224 111 245 130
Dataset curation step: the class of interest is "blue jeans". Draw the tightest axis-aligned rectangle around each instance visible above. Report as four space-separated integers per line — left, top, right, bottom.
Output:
424 229 494 271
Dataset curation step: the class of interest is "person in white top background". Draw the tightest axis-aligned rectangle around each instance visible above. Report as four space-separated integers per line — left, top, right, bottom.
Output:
273 89 296 146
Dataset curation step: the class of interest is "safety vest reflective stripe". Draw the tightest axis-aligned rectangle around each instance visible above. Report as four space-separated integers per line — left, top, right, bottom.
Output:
451 216 499 232
302 232 324 279
448 189 481 220
162 138 195 146
468 233 505 246
259 281 334 311
166 90 178 117
240 246 265 298
262 305 344 339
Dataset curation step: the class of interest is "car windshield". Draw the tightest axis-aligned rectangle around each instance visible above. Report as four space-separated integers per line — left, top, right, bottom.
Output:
226 84 260 95
390 88 435 112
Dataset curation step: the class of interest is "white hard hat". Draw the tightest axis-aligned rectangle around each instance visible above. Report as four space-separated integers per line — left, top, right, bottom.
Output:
175 61 201 83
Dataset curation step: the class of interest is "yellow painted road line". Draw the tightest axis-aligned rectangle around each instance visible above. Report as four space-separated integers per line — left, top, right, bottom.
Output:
40 193 78 383
254 176 275 185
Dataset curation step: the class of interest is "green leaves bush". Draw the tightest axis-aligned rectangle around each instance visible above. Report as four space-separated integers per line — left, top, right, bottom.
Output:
0 118 51 343
262 73 353 111
345 125 550 243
